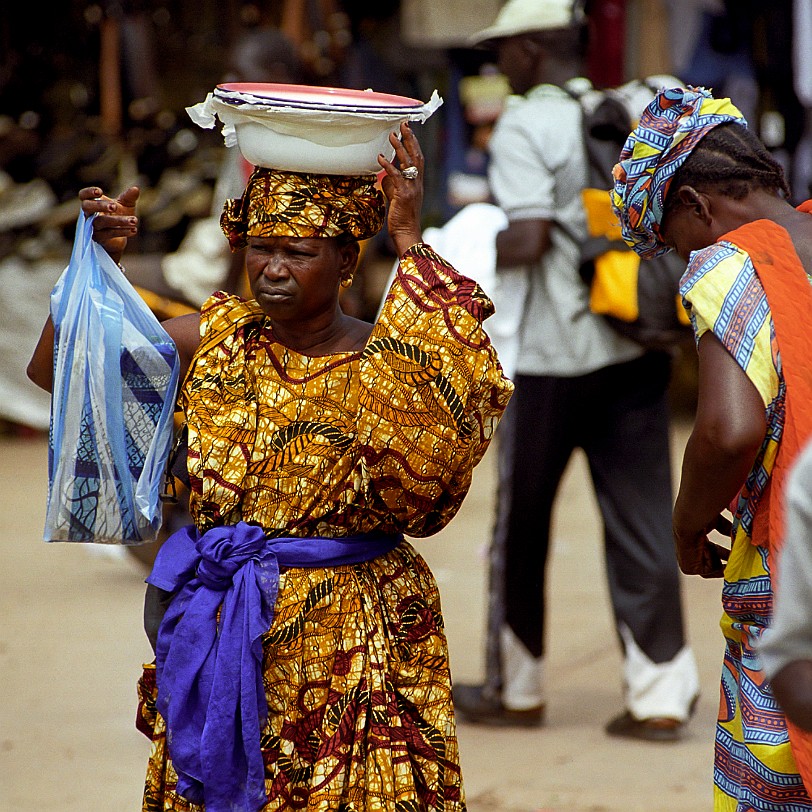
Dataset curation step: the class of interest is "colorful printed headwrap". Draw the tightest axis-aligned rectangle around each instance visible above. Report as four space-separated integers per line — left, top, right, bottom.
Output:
221 167 386 250
610 86 747 258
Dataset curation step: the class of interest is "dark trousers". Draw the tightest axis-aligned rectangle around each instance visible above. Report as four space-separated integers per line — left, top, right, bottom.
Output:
485 352 687 693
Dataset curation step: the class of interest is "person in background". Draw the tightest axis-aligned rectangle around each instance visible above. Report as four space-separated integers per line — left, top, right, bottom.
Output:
760 439 812 735
452 0 700 741
613 84 812 808
161 26 304 305
444 68 511 212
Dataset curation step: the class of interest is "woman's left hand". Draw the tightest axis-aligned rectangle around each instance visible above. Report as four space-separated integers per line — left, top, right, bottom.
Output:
79 185 140 266
378 122 424 257
673 513 732 578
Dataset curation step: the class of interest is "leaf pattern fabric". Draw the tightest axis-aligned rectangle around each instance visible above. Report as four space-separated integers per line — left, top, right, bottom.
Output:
137 243 513 811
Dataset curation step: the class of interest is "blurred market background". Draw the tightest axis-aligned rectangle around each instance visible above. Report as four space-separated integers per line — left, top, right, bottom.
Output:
2 0 812 438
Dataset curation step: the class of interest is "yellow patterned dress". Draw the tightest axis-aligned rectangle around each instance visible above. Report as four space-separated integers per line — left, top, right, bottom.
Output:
137 243 513 812
681 238 812 810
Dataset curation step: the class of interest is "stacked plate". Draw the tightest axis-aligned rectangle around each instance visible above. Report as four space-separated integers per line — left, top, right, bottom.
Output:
214 83 426 112
187 83 443 175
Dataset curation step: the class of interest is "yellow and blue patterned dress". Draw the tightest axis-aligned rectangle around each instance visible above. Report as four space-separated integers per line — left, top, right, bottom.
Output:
681 239 812 812
137 243 513 811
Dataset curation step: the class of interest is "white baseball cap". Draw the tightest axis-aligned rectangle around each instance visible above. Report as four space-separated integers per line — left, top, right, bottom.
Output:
470 0 584 47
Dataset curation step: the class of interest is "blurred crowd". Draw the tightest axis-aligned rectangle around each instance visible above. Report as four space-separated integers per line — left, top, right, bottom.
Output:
2 0 812 433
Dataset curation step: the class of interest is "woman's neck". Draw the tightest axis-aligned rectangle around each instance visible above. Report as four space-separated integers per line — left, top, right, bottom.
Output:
714 190 812 274
769 195 812 274
268 311 372 355
710 189 793 239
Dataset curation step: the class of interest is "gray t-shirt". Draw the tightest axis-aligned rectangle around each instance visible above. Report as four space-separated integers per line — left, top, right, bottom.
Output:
759 440 812 679
487 80 642 377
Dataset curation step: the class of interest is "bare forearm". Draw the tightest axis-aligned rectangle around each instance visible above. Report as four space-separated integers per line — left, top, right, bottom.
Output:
391 229 423 259
27 316 55 392
675 331 766 539
378 123 425 260
673 428 758 539
495 219 551 268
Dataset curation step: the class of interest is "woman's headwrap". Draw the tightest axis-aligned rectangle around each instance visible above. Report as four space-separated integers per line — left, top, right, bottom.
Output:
221 167 386 250
610 86 747 258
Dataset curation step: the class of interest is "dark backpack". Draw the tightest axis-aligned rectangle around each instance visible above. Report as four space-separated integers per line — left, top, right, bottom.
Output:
567 86 692 351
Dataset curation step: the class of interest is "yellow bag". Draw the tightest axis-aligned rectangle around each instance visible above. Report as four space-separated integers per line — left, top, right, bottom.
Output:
580 187 690 348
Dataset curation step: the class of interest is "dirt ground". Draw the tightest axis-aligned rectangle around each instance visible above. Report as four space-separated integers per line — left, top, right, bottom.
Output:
1 420 724 811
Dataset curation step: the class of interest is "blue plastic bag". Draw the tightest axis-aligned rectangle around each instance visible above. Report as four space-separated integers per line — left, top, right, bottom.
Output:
45 212 180 544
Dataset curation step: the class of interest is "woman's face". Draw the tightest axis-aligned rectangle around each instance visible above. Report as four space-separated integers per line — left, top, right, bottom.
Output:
245 235 358 322
659 200 715 262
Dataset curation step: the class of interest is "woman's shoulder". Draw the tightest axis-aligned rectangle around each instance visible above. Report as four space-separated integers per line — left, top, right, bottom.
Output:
200 292 263 330
679 240 756 305
380 243 496 330
197 292 265 353
680 238 774 393
679 238 770 344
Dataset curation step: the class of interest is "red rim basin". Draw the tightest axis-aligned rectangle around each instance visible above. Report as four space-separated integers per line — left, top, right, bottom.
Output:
216 83 423 108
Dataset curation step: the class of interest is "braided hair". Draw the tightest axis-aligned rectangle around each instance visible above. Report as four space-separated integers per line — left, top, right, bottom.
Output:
664 122 790 215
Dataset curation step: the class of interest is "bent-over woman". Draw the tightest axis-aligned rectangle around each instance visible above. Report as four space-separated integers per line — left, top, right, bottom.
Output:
612 86 812 811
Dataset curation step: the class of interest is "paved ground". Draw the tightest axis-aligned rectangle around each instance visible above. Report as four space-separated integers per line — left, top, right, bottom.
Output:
0 420 724 811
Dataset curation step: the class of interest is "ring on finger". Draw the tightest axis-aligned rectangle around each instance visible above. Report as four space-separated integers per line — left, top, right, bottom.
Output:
401 165 419 180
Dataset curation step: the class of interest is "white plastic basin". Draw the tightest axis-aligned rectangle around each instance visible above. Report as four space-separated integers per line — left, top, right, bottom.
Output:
187 85 443 176
232 115 411 175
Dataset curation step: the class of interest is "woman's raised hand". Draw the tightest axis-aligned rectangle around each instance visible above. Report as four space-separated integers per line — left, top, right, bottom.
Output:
78 186 140 266
378 122 424 257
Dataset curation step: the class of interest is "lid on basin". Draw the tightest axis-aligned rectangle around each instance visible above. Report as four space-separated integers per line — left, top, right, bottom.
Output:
215 83 424 111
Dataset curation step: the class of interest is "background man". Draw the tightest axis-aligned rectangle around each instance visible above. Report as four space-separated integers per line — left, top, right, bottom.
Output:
453 0 700 741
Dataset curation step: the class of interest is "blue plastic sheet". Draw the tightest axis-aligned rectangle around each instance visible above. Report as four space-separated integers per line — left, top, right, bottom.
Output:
45 212 180 544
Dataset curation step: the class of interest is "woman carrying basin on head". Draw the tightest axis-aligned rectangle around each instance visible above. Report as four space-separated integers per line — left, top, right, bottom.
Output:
28 114 512 811
612 85 812 809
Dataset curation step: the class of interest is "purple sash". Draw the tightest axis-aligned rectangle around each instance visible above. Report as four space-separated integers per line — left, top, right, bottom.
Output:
147 521 402 812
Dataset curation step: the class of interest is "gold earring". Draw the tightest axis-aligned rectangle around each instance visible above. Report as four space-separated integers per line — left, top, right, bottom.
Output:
341 276 353 288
